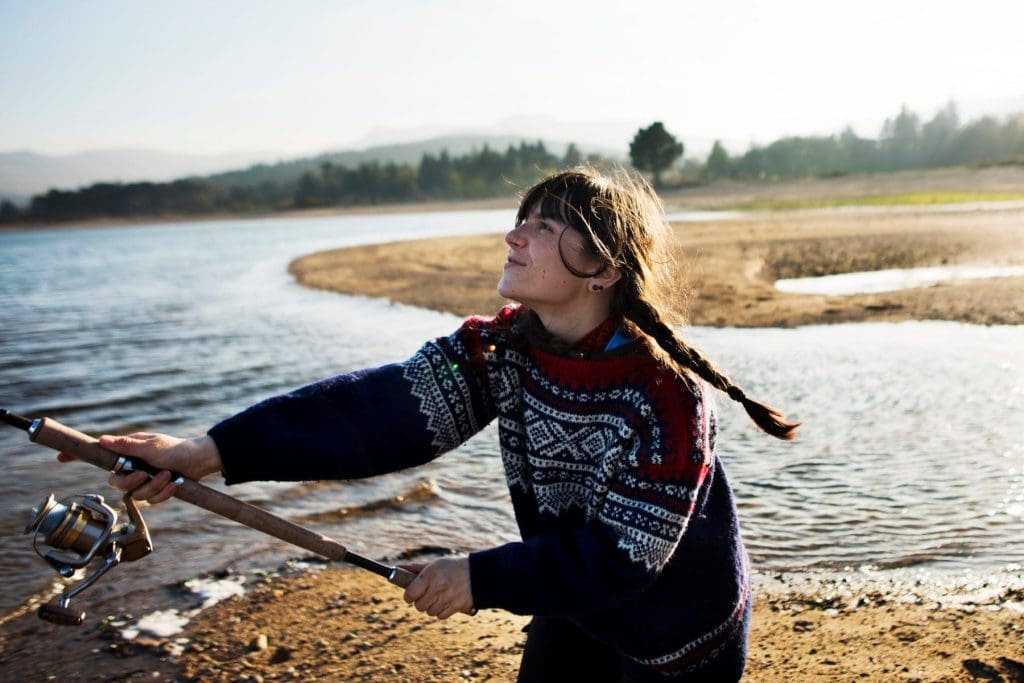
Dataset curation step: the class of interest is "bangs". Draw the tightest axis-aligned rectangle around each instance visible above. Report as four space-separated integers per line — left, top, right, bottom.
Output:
517 172 602 241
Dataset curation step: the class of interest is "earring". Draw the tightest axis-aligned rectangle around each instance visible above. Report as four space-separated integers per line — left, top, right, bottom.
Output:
590 284 603 292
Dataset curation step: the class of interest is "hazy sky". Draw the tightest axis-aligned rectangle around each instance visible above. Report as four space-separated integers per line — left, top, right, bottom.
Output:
2 0 1022 157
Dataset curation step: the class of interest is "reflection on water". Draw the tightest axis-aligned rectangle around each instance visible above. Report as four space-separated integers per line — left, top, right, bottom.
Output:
775 264 1024 295
1 212 1022 624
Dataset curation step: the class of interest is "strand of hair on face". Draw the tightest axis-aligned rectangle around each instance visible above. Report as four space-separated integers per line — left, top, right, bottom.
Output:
627 299 799 440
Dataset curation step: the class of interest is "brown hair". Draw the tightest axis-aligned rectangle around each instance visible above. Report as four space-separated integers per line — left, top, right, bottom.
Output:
518 166 799 440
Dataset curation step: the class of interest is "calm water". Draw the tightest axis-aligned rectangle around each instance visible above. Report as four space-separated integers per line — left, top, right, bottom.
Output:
1 211 1022 623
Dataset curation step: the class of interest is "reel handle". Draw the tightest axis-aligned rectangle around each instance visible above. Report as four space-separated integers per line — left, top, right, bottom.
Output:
38 602 86 626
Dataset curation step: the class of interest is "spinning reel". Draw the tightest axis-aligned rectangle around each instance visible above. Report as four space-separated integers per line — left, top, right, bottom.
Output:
25 492 152 625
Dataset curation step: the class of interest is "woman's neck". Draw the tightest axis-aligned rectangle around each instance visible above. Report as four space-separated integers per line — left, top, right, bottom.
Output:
532 306 614 346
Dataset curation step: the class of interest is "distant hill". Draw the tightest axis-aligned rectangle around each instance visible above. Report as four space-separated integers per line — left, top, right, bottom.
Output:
0 148 276 203
203 135 617 190
1 136 620 204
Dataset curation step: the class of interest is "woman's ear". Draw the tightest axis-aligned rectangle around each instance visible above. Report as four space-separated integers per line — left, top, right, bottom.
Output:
589 265 622 292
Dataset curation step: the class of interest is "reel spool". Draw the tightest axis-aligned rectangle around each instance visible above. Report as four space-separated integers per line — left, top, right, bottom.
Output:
25 492 152 626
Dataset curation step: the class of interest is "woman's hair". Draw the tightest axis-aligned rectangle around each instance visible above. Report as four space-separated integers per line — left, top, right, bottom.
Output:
517 166 799 440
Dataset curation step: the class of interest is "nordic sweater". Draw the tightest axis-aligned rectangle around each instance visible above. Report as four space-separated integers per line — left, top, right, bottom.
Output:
208 305 750 675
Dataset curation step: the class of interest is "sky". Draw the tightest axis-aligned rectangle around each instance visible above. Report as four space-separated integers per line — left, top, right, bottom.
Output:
2 0 1023 158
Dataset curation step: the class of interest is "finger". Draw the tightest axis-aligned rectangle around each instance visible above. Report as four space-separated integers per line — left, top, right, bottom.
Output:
416 593 440 616
397 563 426 573
403 573 429 603
127 470 173 501
147 480 178 505
98 434 148 455
56 452 77 462
108 471 148 492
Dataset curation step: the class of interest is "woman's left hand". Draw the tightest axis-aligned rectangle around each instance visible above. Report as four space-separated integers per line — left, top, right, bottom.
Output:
400 557 474 619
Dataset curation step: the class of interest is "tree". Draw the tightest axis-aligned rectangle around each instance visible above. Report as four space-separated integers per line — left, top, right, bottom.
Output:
562 143 583 168
629 122 684 185
0 199 20 223
704 140 732 180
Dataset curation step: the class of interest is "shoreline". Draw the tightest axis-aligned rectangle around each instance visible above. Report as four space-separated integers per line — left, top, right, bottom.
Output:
3 560 1020 682
0 195 519 232
5 165 1023 234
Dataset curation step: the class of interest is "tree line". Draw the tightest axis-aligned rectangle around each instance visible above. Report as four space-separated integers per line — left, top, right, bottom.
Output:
2 102 1021 224
1 142 596 223
698 102 1024 181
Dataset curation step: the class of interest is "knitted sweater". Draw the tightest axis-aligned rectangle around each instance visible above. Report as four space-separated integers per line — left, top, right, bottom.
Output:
208 305 750 675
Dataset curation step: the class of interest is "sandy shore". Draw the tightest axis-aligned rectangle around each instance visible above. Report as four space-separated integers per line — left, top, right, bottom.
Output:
290 200 1024 327
3 560 1021 682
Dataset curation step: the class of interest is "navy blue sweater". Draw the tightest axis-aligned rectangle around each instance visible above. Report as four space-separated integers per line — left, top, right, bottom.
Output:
208 306 750 676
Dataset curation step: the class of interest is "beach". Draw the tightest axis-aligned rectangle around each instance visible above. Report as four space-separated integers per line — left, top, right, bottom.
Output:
2 169 1023 681
289 199 1024 328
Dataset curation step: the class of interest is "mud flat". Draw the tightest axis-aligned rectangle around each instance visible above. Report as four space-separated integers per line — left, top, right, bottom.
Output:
290 200 1024 328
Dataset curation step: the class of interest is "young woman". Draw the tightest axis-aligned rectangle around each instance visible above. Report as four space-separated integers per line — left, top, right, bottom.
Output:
72 167 797 681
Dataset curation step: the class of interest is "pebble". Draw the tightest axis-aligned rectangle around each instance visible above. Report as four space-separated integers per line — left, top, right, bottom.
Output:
250 634 269 652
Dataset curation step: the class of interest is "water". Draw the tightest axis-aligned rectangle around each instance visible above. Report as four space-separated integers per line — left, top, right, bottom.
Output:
775 264 1024 296
1 211 1022 625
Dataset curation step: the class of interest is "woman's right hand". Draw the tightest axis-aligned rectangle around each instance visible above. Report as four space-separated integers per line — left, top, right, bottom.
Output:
57 433 223 504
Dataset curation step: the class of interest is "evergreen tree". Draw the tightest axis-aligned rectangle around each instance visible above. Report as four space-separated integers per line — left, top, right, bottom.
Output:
704 141 732 179
562 143 583 167
629 122 684 185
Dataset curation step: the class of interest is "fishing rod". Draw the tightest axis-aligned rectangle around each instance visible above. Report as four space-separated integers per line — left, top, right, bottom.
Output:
1 408 419 626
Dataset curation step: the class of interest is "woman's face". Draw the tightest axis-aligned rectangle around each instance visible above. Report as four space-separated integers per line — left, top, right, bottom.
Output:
497 203 601 314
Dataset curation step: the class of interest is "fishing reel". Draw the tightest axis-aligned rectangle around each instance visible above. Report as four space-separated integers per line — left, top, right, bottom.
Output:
25 492 152 626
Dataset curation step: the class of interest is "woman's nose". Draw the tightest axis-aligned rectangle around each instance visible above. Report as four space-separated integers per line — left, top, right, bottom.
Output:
505 225 526 246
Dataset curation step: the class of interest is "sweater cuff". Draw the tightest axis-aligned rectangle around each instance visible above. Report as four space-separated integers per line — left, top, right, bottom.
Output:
207 416 250 485
469 544 524 613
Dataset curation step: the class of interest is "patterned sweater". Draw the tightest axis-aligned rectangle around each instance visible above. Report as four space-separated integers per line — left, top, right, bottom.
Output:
208 305 750 675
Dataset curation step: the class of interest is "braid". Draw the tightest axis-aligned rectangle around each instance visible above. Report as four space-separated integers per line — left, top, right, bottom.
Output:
625 296 799 441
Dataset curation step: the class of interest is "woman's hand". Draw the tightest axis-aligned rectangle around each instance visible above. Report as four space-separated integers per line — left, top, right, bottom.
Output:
401 557 474 619
57 433 223 504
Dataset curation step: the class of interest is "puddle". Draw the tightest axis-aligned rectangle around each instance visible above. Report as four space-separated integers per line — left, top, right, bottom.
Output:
775 265 1024 296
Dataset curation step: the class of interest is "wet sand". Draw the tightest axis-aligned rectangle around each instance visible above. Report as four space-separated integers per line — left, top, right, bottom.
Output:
169 567 1024 682
3 560 1020 682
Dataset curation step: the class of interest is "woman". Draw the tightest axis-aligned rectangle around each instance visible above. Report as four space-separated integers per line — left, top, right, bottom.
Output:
70 167 797 681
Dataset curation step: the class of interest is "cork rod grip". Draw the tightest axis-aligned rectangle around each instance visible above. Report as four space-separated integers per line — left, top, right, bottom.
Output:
29 417 121 472
389 566 418 588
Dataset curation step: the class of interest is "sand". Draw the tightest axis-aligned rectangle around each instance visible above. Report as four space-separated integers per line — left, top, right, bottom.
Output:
289 200 1024 328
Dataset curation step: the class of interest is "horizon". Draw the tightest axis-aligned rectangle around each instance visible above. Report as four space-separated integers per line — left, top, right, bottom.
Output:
3 0 1023 161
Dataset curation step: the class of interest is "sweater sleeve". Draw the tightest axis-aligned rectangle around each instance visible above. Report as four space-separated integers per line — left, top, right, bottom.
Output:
208 319 498 484
469 379 714 617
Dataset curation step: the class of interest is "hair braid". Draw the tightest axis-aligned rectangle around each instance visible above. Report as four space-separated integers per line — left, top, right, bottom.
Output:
624 295 799 441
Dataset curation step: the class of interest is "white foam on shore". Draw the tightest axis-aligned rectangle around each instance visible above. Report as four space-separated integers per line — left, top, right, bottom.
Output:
775 265 1024 296
119 574 245 641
